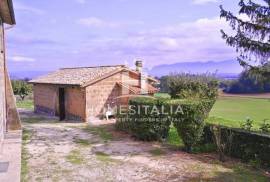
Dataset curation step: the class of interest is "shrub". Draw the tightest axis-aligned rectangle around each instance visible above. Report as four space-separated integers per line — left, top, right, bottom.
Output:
168 99 215 152
116 97 171 141
167 73 219 100
240 117 254 131
164 73 218 152
260 119 270 133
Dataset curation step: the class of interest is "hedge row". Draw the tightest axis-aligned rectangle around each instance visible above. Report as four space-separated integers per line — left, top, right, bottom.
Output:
202 124 270 168
116 97 270 167
167 99 215 152
115 97 214 147
116 97 171 141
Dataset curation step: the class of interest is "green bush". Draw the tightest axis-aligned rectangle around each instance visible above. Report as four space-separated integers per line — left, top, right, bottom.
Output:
116 97 171 141
167 73 218 100
260 119 270 133
164 73 218 152
240 117 254 131
168 99 215 152
117 74 218 150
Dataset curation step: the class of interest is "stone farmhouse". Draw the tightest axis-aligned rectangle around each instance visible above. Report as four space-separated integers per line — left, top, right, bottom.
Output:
0 0 21 144
30 61 158 122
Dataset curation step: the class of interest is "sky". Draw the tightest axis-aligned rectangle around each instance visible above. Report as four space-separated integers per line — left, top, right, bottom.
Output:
5 0 240 72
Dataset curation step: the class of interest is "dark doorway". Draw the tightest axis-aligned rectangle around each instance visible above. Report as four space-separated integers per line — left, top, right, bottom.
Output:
59 88 66 121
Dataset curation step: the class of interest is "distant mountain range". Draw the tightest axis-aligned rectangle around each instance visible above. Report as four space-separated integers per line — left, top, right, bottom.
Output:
9 60 242 80
149 60 242 78
10 71 50 80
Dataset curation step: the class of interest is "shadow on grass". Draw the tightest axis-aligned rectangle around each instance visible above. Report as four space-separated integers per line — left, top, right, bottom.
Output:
184 165 269 182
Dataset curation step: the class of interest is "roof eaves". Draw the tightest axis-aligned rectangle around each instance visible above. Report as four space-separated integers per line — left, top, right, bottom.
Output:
81 68 125 87
61 65 126 70
28 81 80 87
81 67 158 87
7 0 16 24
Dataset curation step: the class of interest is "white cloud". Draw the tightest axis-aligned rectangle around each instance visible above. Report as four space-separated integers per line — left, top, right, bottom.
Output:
77 17 119 28
10 56 36 62
77 17 143 28
192 0 219 5
78 16 235 67
75 0 86 4
14 2 45 14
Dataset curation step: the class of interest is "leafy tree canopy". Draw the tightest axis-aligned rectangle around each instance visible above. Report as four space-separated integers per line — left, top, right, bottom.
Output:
11 80 32 100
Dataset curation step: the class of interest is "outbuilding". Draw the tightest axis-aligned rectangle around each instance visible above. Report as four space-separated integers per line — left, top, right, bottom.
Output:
29 61 158 122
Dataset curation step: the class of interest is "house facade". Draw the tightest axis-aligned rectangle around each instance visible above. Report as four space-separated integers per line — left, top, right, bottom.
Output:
30 61 158 122
0 0 21 144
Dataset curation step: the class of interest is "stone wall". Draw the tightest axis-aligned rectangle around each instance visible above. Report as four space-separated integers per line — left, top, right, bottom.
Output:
33 84 58 116
86 72 122 119
85 71 148 120
34 84 86 121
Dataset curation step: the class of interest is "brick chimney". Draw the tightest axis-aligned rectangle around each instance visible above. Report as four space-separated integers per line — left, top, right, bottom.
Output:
135 60 148 94
135 60 143 73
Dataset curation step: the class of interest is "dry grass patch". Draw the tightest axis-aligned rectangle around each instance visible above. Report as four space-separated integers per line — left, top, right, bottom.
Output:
83 126 113 142
149 148 167 156
95 151 116 163
66 150 85 165
21 128 33 182
73 138 92 147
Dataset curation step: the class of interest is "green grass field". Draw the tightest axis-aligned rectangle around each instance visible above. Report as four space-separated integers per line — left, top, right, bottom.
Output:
16 99 34 110
209 96 270 131
154 93 270 147
155 93 270 131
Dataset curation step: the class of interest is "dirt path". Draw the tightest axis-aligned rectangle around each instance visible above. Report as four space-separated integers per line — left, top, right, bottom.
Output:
20 109 269 182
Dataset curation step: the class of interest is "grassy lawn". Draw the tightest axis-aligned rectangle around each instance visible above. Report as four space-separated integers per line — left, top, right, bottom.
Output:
164 94 270 147
16 99 34 110
209 96 270 130
155 93 270 131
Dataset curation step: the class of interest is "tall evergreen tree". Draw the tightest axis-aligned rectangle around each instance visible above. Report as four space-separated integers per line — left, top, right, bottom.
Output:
220 0 270 76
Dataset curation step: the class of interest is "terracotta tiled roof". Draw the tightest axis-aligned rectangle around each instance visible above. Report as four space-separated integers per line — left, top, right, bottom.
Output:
117 82 159 94
29 65 126 86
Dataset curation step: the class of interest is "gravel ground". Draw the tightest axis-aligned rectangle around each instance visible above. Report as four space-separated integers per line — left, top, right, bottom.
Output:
20 109 269 182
